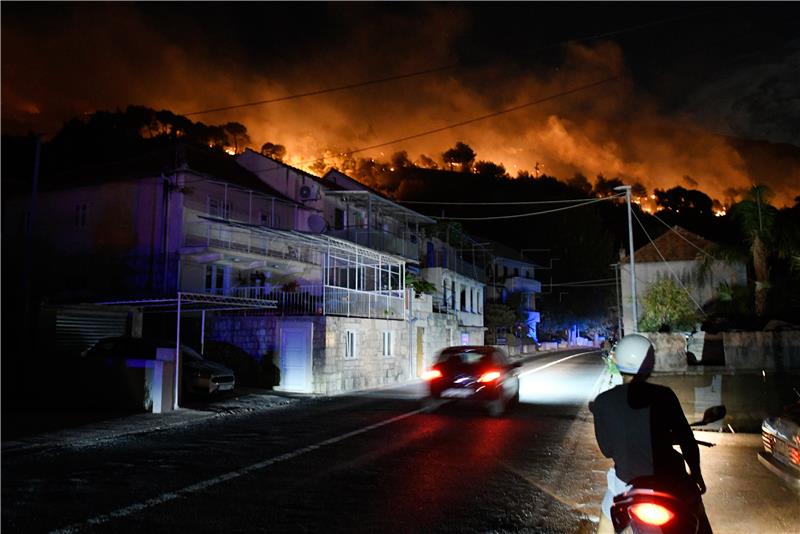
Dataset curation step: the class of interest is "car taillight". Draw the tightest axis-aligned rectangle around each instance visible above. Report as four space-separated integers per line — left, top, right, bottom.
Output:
630 503 674 526
791 445 800 466
478 370 501 383
422 369 442 380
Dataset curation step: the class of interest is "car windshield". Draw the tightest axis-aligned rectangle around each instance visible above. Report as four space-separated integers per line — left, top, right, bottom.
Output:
181 345 204 362
437 350 494 366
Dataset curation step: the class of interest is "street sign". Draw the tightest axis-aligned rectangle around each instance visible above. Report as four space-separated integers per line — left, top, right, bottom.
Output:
496 337 507 344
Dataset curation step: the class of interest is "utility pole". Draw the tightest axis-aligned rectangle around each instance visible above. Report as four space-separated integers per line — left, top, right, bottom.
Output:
611 263 622 337
615 185 638 333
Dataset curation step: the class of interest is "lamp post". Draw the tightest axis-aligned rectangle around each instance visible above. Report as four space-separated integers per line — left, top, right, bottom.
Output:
614 185 638 333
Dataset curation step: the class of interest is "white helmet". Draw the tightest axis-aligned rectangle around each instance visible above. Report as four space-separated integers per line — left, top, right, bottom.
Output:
614 334 655 376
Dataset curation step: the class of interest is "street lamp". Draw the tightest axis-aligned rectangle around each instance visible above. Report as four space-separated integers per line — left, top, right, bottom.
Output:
614 185 638 333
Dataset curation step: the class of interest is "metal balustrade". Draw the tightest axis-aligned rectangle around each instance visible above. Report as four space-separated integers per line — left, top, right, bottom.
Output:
224 285 404 319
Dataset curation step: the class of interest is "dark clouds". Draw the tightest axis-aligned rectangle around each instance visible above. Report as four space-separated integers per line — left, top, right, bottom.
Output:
2 3 799 205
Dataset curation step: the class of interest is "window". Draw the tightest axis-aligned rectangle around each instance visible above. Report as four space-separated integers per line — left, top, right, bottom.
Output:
334 208 345 230
382 331 393 356
345 330 357 359
205 264 230 295
74 203 88 227
514 267 519 277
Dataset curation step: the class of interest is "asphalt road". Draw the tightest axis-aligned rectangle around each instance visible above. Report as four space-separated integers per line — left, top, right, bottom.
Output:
3 349 798 533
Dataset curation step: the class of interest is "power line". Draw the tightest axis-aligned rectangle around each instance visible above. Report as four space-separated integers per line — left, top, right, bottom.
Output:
303 75 620 165
631 208 707 316
183 64 459 117
649 210 716 260
433 194 622 221
399 197 614 206
179 11 694 118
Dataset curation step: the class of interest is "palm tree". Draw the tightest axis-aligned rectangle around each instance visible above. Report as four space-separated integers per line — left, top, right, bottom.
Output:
733 185 779 317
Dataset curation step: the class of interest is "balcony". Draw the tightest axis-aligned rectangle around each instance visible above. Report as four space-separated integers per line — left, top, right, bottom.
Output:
327 227 420 261
225 285 405 320
504 277 541 293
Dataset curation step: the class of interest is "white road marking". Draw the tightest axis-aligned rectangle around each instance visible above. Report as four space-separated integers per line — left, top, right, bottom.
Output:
52 351 601 533
50 407 427 534
518 350 598 377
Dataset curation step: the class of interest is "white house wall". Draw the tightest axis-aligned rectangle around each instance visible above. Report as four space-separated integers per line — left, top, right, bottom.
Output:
422 267 485 327
620 259 748 334
236 150 324 231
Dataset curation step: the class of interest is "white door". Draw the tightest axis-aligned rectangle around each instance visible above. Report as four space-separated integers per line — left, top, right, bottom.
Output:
277 322 312 393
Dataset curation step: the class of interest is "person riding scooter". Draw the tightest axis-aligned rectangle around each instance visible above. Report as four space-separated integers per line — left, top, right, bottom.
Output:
590 333 712 534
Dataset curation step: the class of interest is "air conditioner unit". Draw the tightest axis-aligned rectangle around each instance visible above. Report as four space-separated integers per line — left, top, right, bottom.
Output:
298 183 319 201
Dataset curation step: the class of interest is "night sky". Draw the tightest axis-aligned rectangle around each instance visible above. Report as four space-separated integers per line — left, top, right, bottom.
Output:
3 2 799 205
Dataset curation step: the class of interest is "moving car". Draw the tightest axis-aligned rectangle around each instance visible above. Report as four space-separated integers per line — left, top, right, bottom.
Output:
83 336 236 395
422 345 521 417
758 399 800 491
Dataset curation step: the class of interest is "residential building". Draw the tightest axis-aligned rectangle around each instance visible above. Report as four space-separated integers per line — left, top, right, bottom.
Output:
485 246 542 344
618 225 747 335
237 151 486 375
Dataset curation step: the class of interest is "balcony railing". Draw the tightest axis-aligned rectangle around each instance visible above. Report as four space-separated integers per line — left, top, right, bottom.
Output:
222 284 405 319
327 227 420 261
504 276 542 293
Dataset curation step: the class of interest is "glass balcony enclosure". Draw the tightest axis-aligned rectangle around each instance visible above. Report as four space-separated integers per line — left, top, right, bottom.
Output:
182 218 406 319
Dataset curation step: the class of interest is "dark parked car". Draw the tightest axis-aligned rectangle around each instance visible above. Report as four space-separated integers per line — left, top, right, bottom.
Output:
83 336 236 395
758 400 800 491
422 345 521 417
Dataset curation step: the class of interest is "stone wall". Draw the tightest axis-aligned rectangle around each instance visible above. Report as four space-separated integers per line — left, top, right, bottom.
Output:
317 316 409 395
723 330 800 371
206 314 278 360
642 330 800 373
643 333 689 373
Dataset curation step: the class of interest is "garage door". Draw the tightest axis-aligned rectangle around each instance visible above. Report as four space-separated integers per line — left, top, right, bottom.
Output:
55 306 131 356
277 322 312 393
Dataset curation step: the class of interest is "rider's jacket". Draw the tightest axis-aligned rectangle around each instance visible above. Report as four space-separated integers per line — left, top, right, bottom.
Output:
592 381 701 487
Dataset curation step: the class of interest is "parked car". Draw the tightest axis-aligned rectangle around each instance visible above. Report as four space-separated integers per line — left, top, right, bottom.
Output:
83 336 236 395
758 399 800 491
422 345 521 417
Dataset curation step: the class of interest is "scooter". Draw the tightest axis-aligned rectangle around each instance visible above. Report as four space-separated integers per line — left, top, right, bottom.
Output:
609 405 726 534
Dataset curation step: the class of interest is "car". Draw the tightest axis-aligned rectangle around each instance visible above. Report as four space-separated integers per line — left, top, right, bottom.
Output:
758 399 800 491
83 336 236 395
422 345 521 417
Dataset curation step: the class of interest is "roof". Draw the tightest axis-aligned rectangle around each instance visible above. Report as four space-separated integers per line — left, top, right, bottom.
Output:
33 141 297 205
623 226 714 263
240 148 341 191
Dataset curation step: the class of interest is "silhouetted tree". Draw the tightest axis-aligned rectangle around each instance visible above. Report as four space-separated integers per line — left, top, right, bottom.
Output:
442 142 475 172
474 160 508 179
654 186 713 217
566 172 592 195
593 175 624 197
223 122 250 154
390 151 412 170
631 181 647 198
260 142 287 161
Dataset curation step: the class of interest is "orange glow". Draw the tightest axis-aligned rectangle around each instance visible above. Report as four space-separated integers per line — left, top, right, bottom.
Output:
630 503 674 526
478 370 501 383
224 147 236 156
422 369 442 380
714 208 727 217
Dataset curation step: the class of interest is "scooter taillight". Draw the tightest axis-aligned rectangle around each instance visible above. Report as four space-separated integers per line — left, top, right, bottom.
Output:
630 502 675 526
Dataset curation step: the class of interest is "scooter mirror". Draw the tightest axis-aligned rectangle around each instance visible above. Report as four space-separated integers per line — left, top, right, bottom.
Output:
701 405 726 424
